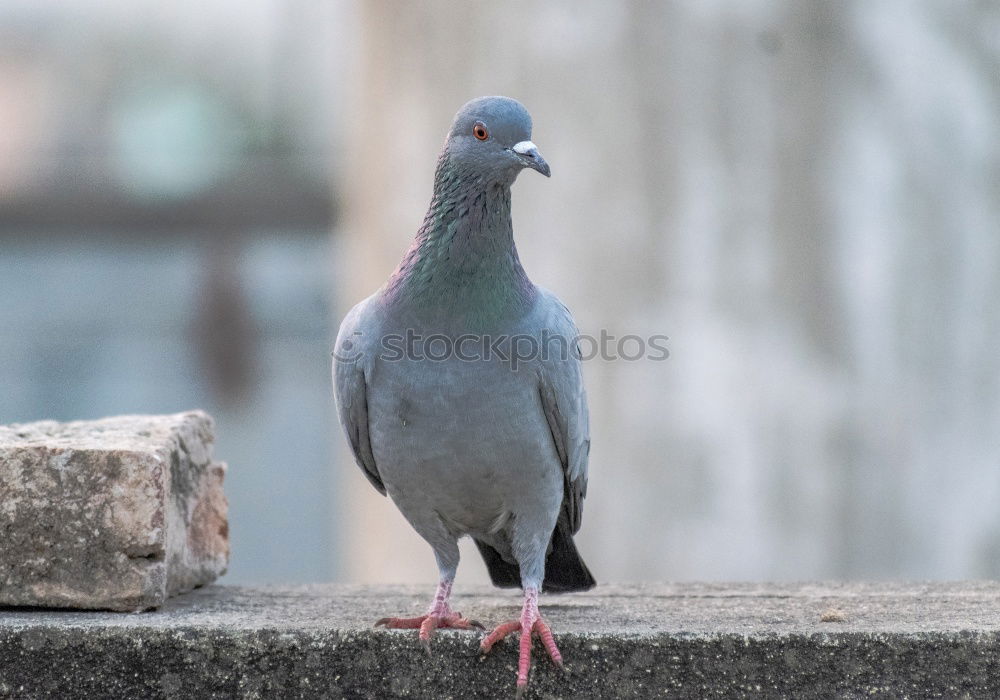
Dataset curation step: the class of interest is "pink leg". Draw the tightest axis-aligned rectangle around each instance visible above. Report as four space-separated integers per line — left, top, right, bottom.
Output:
374 579 483 654
480 587 564 696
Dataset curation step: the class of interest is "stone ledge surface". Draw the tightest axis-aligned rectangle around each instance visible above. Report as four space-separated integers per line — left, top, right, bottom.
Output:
0 411 229 611
2 582 1000 698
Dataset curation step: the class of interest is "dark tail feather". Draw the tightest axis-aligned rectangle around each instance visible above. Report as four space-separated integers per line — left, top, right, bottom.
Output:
474 539 522 589
542 520 596 592
474 521 596 593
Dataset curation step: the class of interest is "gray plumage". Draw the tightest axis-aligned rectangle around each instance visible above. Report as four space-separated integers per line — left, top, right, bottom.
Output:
333 96 593 594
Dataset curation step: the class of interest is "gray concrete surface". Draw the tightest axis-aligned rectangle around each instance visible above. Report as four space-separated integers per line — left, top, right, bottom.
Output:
2 582 1000 698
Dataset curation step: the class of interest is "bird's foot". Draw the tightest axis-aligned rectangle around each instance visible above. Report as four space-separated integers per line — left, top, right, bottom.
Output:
480 588 563 697
375 611 484 655
373 578 481 654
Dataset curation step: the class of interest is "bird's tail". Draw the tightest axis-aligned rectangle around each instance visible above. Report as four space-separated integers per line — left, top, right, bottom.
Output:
474 520 596 593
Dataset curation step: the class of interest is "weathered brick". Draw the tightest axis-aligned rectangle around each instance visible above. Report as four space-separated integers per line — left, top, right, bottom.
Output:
0 411 228 611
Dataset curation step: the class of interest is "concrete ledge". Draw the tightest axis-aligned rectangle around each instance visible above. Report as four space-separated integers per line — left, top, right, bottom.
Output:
2 582 1000 698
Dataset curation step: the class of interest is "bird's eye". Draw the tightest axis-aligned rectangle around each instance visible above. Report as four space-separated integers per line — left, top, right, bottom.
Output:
473 122 489 141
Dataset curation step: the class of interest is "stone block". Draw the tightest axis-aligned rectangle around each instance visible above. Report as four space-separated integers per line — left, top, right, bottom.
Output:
0 411 228 611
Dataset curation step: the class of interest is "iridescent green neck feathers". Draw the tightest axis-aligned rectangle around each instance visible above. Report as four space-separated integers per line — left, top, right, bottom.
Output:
383 154 536 329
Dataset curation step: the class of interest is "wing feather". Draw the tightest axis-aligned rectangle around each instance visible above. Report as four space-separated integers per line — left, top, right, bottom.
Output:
535 290 590 533
332 297 385 495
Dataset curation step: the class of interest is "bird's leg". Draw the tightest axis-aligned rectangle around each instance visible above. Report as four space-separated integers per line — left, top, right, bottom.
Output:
480 586 563 696
374 578 483 654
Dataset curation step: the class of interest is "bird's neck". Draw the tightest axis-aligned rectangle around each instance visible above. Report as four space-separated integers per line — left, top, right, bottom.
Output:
384 155 536 329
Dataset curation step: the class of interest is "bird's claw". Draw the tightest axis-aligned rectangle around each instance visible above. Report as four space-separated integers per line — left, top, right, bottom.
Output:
481 616 564 695
373 611 483 655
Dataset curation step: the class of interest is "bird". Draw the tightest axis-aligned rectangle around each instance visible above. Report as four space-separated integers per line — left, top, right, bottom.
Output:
333 95 594 696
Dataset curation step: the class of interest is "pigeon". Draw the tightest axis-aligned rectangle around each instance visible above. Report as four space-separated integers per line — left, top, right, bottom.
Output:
333 95 594 696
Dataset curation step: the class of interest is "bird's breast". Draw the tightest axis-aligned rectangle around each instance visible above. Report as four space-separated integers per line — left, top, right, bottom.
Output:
365 352 560 531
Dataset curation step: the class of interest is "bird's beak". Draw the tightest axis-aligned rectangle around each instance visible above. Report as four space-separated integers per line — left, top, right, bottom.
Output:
512 140 551 177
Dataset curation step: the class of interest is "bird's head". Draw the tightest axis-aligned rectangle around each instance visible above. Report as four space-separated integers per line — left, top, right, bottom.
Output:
442 96 550 185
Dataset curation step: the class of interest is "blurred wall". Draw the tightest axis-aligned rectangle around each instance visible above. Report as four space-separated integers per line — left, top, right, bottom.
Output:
335 0 1000 585
0 0 346 584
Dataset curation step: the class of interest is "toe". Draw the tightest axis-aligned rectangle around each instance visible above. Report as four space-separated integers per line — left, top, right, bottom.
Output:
374 616 425 629
517 620 533 687
418 615 438 644
480 620 521 654
533 618 564 668
449 616 485 631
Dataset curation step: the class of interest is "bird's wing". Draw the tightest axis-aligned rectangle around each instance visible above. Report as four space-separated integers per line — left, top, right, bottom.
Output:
332 296 386 495
535 289 590 534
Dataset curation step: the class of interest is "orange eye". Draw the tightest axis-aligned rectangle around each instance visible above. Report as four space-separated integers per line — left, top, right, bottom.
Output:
473 122 489 141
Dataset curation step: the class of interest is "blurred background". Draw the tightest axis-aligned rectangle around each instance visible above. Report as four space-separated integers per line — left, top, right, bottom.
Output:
1 1 998 586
